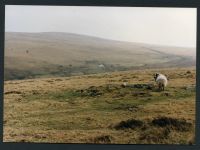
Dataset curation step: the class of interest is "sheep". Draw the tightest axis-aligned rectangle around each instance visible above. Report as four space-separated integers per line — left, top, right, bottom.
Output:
153 73 168 91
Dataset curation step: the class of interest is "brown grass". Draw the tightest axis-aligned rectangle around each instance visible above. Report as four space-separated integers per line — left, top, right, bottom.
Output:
3 67 196 144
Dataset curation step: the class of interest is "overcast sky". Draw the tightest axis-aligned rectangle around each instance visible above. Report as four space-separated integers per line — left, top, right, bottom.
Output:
5 6 196 47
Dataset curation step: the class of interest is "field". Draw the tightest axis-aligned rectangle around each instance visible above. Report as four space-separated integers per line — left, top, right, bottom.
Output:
3 67 196 144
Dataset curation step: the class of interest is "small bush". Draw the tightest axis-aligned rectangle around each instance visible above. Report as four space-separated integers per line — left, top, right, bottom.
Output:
152 117 192 132
114 119 144 130
92 135 112 144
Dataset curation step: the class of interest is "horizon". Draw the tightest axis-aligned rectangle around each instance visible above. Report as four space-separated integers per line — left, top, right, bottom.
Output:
5 31 196 49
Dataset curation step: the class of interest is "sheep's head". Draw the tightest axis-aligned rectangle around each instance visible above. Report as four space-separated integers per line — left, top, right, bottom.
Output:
153 73 159 81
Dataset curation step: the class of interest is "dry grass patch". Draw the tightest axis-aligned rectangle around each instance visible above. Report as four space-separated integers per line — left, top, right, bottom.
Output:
4 67 195 144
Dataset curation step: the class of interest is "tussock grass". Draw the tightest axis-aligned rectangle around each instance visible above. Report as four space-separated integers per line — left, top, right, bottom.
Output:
3 67 195 144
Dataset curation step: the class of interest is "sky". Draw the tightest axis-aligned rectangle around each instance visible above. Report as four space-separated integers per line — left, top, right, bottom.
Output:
5 6 196 47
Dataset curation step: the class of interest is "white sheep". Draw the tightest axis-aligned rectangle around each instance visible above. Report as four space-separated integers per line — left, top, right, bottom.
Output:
154 73 168 91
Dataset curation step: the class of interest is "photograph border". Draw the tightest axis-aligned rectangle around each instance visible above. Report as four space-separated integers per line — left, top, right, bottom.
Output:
0 0 199 150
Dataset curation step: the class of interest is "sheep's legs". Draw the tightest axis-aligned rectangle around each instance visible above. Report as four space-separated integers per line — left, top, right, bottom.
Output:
158 84 164 91
158 84 161 91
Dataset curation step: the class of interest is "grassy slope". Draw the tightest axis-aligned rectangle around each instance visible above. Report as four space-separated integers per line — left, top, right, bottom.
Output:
4 32 195 80
3 67 196 144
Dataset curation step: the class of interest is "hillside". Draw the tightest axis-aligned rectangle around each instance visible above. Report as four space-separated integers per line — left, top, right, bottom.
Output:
4 32 196 80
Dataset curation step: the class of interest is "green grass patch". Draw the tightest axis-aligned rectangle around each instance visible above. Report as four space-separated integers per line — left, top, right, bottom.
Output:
24 90 82 102
24 85 195 113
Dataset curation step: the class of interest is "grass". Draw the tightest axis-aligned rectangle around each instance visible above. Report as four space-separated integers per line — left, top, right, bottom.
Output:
3 67 196 144
24 90 81 102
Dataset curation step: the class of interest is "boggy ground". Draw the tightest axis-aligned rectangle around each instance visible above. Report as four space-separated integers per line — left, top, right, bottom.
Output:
3 67 196 144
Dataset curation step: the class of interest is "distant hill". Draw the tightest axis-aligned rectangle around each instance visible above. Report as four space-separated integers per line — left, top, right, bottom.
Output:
4 32 196 80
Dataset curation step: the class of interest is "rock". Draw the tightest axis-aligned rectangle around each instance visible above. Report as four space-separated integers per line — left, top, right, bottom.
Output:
132 91 152 97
